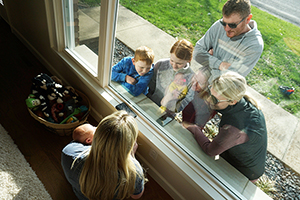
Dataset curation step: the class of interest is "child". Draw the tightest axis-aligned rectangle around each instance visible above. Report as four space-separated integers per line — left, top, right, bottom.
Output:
147 39 194 112
160 72 188 113
111 46 154 96
72 123 96 145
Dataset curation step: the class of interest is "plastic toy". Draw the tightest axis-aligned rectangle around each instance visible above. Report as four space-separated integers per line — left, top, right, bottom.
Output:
60 105 88 124
25 94 41 109
279 86 295 95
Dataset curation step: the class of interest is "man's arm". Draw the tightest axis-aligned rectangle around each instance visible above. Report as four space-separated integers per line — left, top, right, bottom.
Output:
193 21 223 70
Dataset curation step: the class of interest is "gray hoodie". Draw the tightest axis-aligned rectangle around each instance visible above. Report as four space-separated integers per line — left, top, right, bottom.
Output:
194 20 264 81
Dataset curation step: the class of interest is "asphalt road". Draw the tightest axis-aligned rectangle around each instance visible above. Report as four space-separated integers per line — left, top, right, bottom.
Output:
251 0 300 27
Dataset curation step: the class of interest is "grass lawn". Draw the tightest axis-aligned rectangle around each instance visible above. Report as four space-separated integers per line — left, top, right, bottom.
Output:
119 0 300 118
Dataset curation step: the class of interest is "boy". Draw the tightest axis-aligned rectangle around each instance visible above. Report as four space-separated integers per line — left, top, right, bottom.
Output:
111 46 154 96
72 123 96 145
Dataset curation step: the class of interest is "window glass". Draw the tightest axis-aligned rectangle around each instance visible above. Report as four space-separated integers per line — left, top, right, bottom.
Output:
109 2 235 191
63 0 101 76
60 0 299 198
109 0 299 194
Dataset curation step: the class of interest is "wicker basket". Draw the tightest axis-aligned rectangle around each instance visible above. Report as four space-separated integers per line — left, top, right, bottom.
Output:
28 89 91 136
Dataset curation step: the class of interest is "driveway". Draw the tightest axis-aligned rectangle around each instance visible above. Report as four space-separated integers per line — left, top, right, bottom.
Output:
251 0 300 27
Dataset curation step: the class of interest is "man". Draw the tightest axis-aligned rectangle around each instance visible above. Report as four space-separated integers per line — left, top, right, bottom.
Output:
194 0 264 81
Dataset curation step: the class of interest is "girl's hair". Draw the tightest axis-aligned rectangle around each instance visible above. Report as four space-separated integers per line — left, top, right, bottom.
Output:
170 39 194 61
134 46 155 65
222 0 251 18
211 71 259 109
79 110 140 200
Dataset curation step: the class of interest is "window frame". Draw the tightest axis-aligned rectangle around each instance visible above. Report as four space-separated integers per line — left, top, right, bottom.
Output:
45 0 263 199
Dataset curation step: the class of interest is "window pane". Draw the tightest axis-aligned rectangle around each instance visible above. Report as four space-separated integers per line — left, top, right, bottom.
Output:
63 0 101 76
110 2 225 182
109 2 274 198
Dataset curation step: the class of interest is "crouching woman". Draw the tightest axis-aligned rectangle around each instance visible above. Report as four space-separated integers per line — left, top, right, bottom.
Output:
183 71 267 182
61 110 146 200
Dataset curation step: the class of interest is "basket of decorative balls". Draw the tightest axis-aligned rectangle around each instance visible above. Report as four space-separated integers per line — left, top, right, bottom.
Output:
26 73 90 136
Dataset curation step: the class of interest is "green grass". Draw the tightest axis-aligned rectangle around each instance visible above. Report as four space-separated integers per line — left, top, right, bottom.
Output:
255 175 276 198
119 0 300 118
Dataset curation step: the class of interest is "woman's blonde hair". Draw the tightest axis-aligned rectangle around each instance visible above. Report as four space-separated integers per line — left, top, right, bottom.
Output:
212 71 259 108
79 110 140 200
170 39 194 61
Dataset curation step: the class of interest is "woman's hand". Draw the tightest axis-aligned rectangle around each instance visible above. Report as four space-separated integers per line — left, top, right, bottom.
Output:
181 121 193 129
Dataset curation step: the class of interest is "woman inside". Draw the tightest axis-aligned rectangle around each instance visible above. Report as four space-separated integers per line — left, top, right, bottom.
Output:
61 110 146 200
183 71 267 182
147 39 195 113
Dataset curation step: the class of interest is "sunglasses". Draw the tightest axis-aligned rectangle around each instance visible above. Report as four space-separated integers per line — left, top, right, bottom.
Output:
207 85 231 105
219 16 247 29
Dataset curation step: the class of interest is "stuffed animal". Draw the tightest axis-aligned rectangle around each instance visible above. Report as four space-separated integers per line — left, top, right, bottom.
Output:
25 94 41 109
31 73 56 118
29 73 84 123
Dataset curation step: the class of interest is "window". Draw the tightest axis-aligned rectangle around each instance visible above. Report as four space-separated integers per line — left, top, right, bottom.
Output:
49 0 273 199
62 0 101 76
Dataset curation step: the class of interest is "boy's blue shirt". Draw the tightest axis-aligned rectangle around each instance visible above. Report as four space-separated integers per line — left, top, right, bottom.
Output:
111 57 154 96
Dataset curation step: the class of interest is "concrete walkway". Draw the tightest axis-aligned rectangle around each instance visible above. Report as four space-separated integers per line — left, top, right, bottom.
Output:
78 5 300 175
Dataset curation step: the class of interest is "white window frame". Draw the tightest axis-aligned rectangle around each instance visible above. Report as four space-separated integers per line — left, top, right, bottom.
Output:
45 0 270 199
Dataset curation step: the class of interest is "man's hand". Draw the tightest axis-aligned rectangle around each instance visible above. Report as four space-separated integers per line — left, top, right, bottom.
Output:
219 61 231 71
208 48 231 71
125 75 137 85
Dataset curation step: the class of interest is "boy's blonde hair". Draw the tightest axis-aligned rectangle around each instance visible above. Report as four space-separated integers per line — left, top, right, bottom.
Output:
134 46 154 65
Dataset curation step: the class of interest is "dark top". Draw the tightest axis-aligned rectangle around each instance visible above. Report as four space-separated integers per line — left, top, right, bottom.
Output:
187 98 267 180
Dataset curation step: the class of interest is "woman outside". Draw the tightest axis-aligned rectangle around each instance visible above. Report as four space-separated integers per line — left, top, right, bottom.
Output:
147 39 195 113
61 111 146 200
183 71 267 182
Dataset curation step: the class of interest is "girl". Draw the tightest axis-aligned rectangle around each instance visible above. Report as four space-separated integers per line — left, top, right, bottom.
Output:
147 39 195 113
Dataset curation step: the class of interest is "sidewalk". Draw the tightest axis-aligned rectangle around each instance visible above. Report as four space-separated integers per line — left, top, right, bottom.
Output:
79 5 300 175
